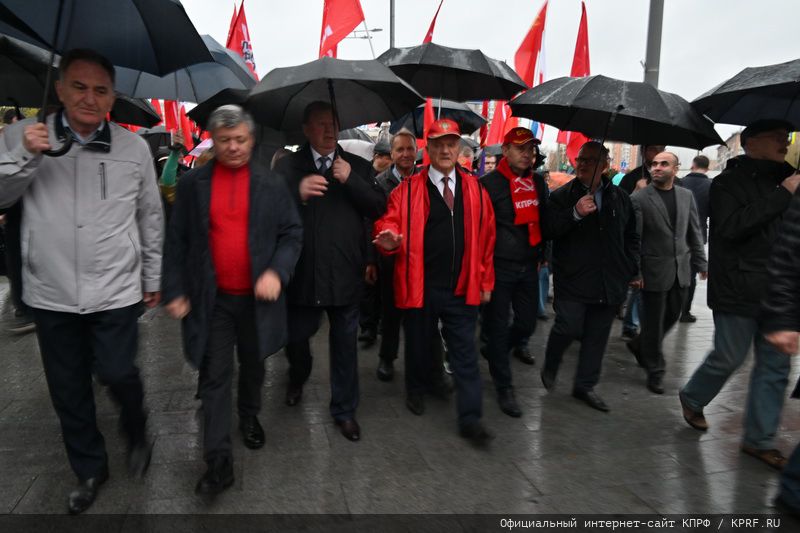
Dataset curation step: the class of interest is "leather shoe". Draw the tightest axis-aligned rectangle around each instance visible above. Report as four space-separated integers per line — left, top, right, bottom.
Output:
679 391 708 431
285 384 303 406
240 415 265 449
126 438 153 478
647 377 664 395
406 393 425 416
376 359 394 382
497 389 522 418
679 312 697 323
459 421 494 446
512 346 535 365
68 469 108 514
742 446 788 471
540 369 556 391
335 418 361 441
195 456 234 495
572 389 610 412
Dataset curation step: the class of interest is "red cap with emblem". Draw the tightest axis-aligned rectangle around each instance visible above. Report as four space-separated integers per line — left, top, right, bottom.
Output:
503 127 541 146
426 118 461 139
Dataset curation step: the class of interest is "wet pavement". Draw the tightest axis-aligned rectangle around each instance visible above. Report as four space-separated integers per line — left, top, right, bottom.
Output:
1 277 799 516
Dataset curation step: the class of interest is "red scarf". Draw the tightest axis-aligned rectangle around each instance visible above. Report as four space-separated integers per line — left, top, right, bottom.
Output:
496 157 541 247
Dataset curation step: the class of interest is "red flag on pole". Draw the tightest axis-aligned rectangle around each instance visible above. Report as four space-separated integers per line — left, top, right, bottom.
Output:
226 1 258 78
150 99 164 125
179 106 195 152
557 1 591 164
479 100 489 146
163 100 180 134
226 3 239 46
319 0 365 58
485 101 517 146
422 0 444 43
514 1 547 87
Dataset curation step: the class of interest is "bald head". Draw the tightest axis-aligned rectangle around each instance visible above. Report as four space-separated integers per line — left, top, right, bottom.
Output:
649 151 679 189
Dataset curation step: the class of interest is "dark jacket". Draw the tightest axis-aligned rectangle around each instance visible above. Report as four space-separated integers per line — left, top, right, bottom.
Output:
546 177 639 306
760 190 800 398
162 162 304 368
275 144 386 307
708 155 794 317
375 164 417 196
618 164 650 195
480 168 549 268
678 172 712 243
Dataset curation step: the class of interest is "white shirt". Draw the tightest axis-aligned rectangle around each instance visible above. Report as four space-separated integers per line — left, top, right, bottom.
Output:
310 147 334 172
61 114 104 145
428 165 456 199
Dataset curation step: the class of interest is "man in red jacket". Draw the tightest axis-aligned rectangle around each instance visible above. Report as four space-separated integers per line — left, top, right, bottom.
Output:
373 119 496 444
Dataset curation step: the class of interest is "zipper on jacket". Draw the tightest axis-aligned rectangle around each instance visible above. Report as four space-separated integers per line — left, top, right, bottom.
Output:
449 208 455 288
99 162 106 200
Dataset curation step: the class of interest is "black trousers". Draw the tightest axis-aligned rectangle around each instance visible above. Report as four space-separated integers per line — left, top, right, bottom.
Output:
377 254 402 362
543 298 617 392
359 278 380 334
630 281 687 380
482 263 539 392
286 303 359 421
4 202 27 313
683 268 698 314
33 303 146 481
404 287 482 428
198 292 264 461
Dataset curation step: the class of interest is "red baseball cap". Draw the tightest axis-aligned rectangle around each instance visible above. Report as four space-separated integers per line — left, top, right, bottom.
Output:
503 127 541 146
426 118 461 139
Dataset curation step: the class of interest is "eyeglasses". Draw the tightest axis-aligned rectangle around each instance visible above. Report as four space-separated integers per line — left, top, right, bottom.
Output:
575 157 599 165
750 132 791 143
649 160 673 167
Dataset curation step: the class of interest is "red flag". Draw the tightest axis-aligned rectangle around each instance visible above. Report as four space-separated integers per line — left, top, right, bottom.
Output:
226 1 258 78
319 0 365 58
418 98 436 165
150 99 164 125
485 101 517 146
514 1 547 87
422 0 444 43
557 1 591 164
226 3 239 46
163 100 180 133
479 100 489 146
179 106 195 152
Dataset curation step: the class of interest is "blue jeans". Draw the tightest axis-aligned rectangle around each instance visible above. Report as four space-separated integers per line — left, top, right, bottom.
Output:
623 288 640 333
538 264 550 316
780 442 800 511
681 312 790 449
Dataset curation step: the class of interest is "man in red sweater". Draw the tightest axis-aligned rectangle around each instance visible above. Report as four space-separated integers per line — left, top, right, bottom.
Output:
162 105 302 495
373 119 496 444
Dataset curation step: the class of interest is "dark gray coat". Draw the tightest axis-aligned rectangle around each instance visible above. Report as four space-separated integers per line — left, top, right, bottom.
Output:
632 184 707 292
161 162 304 368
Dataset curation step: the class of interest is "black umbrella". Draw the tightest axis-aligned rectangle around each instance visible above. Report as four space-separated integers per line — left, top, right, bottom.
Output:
246 56 423 142
115 35 257 104
0 0 212 155
186 87 249 130
339 128 374 142
692 57 800 126
390 99 486 136
509 75 723 149
377 42 527 101
0 34 159 128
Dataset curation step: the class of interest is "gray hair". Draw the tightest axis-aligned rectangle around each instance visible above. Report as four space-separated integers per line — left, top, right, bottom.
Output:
391 128 417 148
207 104 255 135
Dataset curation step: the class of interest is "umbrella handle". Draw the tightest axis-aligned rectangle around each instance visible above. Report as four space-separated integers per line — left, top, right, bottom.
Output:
42 130 74 158
589 105 623 191
327 79 340 142
38 0 67 124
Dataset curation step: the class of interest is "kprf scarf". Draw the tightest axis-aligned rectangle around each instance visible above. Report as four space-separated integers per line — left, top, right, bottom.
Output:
496 157 541 247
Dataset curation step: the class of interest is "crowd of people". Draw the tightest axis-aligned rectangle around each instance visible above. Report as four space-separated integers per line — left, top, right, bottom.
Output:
1 47 799 516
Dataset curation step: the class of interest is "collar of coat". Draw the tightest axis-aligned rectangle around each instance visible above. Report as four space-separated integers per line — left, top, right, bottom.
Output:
726 155 795 182
54 109 111 153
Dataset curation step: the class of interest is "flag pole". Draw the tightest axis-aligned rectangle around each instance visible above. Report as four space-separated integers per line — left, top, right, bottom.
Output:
361 20 376 59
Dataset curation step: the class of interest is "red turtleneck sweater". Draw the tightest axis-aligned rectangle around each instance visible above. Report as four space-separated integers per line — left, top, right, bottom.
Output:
209 163 252 294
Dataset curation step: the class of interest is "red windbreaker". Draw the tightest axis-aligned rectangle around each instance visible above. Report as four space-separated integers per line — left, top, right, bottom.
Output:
374 166 496 309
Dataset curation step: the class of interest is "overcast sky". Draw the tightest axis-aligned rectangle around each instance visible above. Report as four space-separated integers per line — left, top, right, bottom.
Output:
181 0 796 161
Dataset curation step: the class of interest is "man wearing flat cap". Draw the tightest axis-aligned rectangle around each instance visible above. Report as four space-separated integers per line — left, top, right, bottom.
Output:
479 127 549 418
373 118 496 444
680 119 800 471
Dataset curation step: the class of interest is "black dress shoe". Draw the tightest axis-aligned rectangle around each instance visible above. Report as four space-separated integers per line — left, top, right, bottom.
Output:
647 377 665 395
512 347 535 365
497 389 522 418
335 418 361 441
240 415 265 449
459 421 494 446
195 456 234 495
376 359 394 382
540 369 556 391
406 393 425 415
285 384 303 406
126 438 153 478
67 469 108 515
679 312 697 323
572 389 610 412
